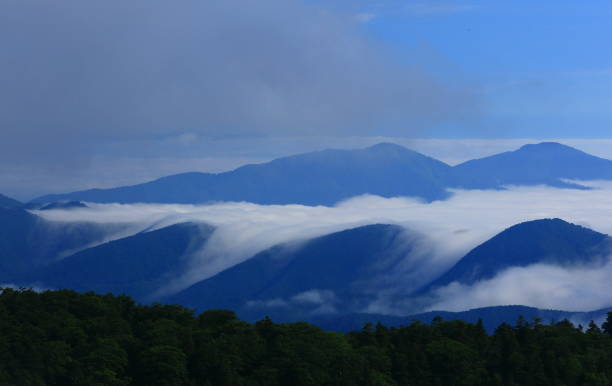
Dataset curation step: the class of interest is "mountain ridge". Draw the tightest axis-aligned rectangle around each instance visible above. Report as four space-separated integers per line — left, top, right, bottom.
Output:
0 193 22 209
422 218 611 293
311 305 612 333
452 141 612 189
33 143 452 205
31 141 612 206
26 222 215 301
167 223 417 316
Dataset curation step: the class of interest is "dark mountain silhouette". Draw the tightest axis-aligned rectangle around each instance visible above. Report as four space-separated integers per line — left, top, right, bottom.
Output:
33 143 453 205
423 218 610 292
29 222 215 300
311 305 612 333
0 207 113 282
452 142 612 189
168 224 419 318
0 193 22 209
5 214 611 331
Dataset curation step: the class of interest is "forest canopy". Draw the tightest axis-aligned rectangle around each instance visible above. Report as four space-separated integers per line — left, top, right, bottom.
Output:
1 288 612 385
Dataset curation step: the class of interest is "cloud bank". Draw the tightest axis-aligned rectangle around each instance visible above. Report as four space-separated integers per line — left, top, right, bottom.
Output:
32 181 612 315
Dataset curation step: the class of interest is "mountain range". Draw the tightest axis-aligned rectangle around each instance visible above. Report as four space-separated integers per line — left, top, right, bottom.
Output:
30 141 612 206
28 222 215 300
4 141 612 331
3 200 609 330
164 218 612 324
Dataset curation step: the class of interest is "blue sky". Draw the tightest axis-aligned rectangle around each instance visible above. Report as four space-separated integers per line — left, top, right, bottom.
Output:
356 0 612 137
1 0 611 198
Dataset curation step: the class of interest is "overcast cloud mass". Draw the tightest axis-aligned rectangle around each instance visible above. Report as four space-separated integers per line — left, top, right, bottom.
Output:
0 0 477 198
33 181 612 314
3 1 612 199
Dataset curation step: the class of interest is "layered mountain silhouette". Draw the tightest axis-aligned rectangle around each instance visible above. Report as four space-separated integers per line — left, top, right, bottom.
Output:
166 218 612 323
423 218 610 292
0 193 21 209
31 142 612 206
4 212 611 330
168 224 420 319
29 222 214 300
452 142 612 189
33 143 453 205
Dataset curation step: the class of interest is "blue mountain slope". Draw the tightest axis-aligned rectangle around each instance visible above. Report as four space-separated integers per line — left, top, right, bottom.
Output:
32 143 453 205
311 305 612 333
32 141 612 206
452 142 612 189
168 224 419 318
0 193 22 209
423 218 610 292
29 222 214 300
0 207 116 282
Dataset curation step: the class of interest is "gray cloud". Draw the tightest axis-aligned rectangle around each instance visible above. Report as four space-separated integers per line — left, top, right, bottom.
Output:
0 0 476 191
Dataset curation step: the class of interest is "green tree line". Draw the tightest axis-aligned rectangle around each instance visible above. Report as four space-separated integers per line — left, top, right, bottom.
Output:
1 288 612 385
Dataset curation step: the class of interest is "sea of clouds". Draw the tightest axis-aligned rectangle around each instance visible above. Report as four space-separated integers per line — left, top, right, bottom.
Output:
32 181 612 314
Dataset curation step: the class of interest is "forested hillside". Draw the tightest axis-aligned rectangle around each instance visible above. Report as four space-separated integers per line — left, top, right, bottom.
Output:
2 288 612 385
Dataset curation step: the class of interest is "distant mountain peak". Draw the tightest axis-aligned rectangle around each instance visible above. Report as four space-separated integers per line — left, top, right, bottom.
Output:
517 142 582 153
423 218 610 291
367 142 410 151
29 141 612 206
452 141 612 190
498 218 605 240
32 142 452 205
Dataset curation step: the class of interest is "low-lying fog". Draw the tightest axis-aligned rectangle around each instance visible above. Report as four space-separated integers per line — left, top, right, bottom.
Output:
33 181 612 314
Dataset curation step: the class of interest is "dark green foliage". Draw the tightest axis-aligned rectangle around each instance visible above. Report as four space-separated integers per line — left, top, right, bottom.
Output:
3 288 612 385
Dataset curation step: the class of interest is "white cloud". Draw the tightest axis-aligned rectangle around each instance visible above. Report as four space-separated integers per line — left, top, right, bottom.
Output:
428 258 612 313
292 289 337 304
32 181 612 311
